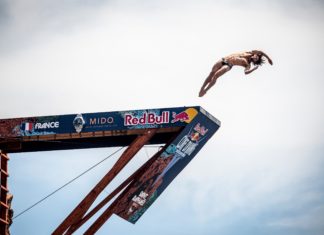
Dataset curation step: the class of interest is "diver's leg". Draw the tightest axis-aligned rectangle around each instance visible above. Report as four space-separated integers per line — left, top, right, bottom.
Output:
201 66 231 96
199 73 214 97
199 61 222 97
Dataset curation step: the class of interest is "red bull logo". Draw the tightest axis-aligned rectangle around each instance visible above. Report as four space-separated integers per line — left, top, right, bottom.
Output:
124 111 170 126
171 111 189 123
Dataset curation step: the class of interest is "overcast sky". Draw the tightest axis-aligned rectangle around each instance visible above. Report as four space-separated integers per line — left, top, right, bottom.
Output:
1 0 324 234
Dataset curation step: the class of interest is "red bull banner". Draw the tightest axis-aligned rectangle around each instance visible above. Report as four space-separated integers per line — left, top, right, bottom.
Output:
113 110 220 223
0 107 199 138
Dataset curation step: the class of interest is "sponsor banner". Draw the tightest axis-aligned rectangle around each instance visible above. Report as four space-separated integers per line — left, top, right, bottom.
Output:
113 111 220 224
0 107 199 137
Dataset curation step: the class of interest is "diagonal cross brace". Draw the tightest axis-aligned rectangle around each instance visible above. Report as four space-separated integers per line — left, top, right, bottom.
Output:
65 146 166 235
52 129 157 235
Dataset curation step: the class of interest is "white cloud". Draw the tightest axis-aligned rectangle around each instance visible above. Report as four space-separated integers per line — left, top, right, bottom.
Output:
267 205 324 230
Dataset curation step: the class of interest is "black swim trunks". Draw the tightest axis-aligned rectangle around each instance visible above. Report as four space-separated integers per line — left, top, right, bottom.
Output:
222 58 233 68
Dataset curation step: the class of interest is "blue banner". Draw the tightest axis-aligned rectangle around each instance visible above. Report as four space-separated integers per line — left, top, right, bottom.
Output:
114 110 220 223
0 107 200 137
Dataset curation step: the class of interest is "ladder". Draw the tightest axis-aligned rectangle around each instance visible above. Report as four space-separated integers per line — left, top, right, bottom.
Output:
0 151 11 235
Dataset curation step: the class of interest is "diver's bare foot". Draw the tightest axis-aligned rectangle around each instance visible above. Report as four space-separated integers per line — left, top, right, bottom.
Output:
199 90 206 97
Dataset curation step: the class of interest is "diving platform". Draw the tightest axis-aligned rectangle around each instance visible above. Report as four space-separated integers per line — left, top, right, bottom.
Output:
0 106 220 234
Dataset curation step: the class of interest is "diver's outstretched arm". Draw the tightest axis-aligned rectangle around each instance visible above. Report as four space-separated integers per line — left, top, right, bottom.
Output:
245 65 258 75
